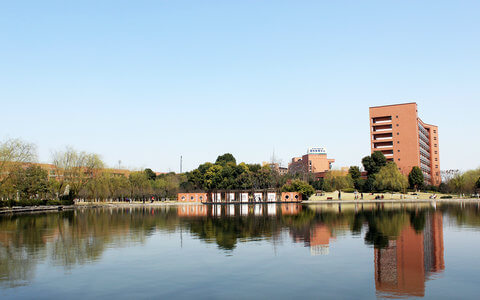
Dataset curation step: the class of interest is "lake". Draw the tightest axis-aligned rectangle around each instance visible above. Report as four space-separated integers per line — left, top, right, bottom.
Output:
1 202 480 299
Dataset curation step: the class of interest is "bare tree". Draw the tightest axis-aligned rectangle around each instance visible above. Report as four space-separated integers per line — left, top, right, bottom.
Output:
51 147 104 198
0 138 37 186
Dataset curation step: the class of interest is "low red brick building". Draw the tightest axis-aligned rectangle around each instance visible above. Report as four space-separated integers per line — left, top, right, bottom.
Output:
281 192 302 202
177 193 208 202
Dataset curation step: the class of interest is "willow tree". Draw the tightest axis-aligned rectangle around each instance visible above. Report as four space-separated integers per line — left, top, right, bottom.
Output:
0 138 37 186
51 147 104 198
375 162 408 192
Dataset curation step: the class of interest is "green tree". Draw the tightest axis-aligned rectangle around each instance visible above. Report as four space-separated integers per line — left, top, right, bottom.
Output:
12 165 49 199
362 151 387 175
215 153 236 166
408 166 424 191
204 165 223 190
375 162 408 192
361 156 376 174
476 177 480 189
372 151 387 168
281 180 315 198
129 171 152 200
324 170 354 191
348 166 361 180
144 168 156 181
363 176 376 192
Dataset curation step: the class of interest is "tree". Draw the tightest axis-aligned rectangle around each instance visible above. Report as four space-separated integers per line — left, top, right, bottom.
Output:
204 165 223 190
363 176 376 192
281 180 315 198
476 177 480 189
361 156 376 174
129 172 152 200
372 151 387 169
0 138 37 186
362 151 387 175
51 147 104 198
324 170 354 191
215 153 236 166
348 166 361 180
144 168 156 181
375 162 408 192
11 165 49 199
408 166 424 191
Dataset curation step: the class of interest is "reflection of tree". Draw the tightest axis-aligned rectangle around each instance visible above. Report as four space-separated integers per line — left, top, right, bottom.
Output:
186 216 282 250
0 245 41 288
0 207 180 286
364 211 409 249
440 203 480 227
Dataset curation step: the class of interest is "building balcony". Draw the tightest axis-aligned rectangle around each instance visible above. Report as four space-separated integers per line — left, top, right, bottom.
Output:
372 124 393 132
373 141 393 149
372 116 392 124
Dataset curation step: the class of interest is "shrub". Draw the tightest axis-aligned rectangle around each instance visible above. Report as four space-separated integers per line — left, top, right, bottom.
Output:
440 195 453 199
47 199 62 206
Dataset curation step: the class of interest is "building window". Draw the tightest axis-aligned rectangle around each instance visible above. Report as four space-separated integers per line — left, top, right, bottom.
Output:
435 151 437 154
434 130 436 133
435 165 438 168
397 133 399 135
397 141 400 144
396 124 399 127
396 115 398 118
435 158 438 161
397 150 400 152
434 144 437 147
398 158 401 161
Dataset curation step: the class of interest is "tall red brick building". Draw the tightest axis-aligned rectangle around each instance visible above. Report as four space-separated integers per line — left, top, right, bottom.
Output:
369 103 440 186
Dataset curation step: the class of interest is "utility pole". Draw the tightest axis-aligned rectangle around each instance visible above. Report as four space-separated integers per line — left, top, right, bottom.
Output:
180 155 183 173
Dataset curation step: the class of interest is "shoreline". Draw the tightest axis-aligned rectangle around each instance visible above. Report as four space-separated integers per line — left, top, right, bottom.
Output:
303 198 480 204
1 198 479 215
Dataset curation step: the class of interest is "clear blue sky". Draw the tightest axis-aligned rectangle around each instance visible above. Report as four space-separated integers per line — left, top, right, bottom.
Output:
1 1 479 172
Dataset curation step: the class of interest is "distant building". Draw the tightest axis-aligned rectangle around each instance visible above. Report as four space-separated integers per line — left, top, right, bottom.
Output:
369 103 440 185
263 162 288 175
288 147 335 175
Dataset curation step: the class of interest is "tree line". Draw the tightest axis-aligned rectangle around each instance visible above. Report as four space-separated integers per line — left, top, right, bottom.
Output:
0 138 185 206
2 137 479 206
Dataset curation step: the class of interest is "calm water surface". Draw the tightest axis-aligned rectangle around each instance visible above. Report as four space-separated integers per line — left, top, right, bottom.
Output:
1 203 480 299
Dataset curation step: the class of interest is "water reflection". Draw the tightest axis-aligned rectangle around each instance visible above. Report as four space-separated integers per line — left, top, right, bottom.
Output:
0 203 479 298
374 212 444 298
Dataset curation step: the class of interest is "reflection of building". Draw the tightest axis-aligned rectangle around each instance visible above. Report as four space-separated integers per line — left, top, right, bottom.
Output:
290 223 335 256
288 147 335 175
374 213 444 298
177 205 207 217
369 103 440 185
309 224 335 256
281 203 302 215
